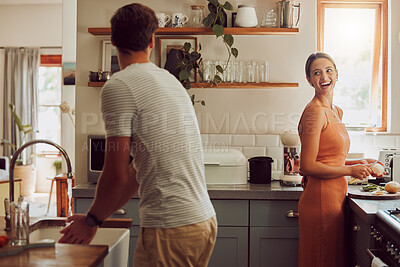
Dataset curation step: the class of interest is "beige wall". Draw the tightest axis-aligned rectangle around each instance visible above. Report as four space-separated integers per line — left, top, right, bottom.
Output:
75 0 400 184
0 4 62 46
0 4 62 157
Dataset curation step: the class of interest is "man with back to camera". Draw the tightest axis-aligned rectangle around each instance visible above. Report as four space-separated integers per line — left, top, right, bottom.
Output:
59 3 217 266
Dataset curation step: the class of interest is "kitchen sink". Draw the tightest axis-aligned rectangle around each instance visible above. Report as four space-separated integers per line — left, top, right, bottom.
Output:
29 227 130 267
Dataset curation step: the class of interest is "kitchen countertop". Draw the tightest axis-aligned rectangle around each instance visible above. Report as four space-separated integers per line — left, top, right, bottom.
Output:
73 181 400 224
73 180 304 200
0 217 108 267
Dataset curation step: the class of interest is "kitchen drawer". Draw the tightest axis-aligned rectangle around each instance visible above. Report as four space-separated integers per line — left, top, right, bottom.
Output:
211 199 249 227
250 200 299 227
74 197 141 226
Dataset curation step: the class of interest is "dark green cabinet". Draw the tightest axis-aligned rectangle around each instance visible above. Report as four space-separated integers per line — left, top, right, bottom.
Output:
208 200 249 267
249 200 299 267
349 210 373 267
75 198 301 267
208 227 248 267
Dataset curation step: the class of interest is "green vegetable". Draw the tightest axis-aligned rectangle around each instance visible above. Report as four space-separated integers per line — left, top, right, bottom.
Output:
361 183 385 192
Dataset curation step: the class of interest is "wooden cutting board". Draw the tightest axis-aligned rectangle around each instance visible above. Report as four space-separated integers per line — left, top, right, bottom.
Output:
348 190 400 200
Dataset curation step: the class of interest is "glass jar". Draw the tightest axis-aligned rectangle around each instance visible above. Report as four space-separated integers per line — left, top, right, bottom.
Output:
261 9 278 28
189 5 205 27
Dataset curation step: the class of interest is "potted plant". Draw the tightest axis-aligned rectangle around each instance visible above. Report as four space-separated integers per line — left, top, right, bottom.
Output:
176 0 238 104
53 160 62 175
1 103 36 196
203 0 238 84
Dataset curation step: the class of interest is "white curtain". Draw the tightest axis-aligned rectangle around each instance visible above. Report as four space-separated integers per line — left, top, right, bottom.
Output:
2 47 40 164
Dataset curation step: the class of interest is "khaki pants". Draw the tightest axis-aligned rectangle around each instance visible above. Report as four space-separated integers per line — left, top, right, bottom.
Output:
133 217 217 267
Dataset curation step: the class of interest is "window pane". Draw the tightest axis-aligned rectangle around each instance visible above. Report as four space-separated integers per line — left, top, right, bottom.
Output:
324 8 381 127
36 107 61 152
38 67 62 105
37 67 62 152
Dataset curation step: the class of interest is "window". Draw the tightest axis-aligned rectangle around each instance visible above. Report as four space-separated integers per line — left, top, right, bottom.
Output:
317 0 388 132
36 55 62 153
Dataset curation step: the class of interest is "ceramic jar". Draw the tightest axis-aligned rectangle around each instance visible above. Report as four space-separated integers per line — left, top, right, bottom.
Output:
235 5 258 27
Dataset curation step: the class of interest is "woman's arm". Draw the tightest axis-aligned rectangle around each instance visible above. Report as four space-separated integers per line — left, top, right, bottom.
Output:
299 106 371 179
345 158 376 165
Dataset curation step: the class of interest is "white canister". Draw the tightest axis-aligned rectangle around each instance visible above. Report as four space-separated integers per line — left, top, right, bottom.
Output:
235 5 258 28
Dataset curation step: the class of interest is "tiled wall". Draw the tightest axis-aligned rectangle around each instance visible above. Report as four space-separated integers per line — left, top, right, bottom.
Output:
201 133 400 179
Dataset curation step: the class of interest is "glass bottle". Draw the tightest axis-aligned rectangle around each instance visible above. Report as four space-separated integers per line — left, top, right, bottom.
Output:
189 5 205 27
261 9 278 28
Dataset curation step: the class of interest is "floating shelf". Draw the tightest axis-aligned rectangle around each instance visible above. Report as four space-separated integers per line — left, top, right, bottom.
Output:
88 27 299 36
88 81 298 89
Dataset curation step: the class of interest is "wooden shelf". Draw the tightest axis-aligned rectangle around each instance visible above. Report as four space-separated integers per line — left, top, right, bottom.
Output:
88 27 299 36
88 81 298 89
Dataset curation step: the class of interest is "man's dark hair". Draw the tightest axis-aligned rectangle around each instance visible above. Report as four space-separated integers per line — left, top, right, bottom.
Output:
110 3 158 53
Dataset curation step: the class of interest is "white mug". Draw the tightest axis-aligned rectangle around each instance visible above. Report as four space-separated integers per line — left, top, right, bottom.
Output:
172 13 189 28
156 13 171 28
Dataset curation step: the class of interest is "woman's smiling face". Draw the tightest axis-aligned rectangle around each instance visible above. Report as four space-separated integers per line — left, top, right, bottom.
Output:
307 58 338 96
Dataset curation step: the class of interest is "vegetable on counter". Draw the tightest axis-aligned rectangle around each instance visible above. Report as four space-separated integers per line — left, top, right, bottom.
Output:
385 181 400 193
361 183 385 192
0 235 10 247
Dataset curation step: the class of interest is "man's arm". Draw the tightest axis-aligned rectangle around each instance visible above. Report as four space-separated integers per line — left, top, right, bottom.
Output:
88 136 138 220
59 137 138 244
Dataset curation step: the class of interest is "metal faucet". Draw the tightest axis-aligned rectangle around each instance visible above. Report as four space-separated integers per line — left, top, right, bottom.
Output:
5 140 73 228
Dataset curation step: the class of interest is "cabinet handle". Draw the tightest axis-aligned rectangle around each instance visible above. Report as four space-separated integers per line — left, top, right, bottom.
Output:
113 208 127 215
285 210 299 218
353 224 361 232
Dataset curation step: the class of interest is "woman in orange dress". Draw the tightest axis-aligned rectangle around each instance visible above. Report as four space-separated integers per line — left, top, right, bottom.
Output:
297 52 380 267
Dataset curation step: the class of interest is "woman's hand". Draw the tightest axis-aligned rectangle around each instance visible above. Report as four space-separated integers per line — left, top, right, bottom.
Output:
349 164 372 179
367 161 385 178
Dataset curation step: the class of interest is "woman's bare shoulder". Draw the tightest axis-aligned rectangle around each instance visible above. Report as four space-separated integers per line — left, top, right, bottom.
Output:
298 104 327 135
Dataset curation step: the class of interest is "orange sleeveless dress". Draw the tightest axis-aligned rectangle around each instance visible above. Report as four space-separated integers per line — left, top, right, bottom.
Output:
298 105 350 267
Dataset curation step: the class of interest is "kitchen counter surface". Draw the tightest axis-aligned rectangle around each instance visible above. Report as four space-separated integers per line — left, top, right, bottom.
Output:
0 217 108 267
347 185 400 224
73 181 400 225
73 180 304 200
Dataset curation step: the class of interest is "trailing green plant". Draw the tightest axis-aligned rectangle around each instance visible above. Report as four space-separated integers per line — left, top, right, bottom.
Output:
1 103 35 164
177 42 205 106
53 160 62 175
203 0 238 84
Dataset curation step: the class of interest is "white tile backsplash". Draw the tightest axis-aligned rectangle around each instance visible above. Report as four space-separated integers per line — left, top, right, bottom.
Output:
200 134 209 146
242 146 266 159
208 134 231 146
256 135 280 147
232 135 256 146
266 146 284 161
396 136 400 147
229 146 243 152
201 134 400 165
364 135 374 146
276 159 283 171
373 135 397 148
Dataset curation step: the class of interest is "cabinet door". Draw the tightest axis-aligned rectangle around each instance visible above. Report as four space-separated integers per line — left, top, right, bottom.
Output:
250 227 298 267
208 227 248 267
349 211 373 267
211 199 249 226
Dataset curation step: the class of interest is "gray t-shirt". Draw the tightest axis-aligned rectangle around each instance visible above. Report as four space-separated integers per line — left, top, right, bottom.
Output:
101 62 215 228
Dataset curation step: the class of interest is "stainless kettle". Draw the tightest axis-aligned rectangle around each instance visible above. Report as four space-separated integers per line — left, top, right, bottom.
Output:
277 1 301 28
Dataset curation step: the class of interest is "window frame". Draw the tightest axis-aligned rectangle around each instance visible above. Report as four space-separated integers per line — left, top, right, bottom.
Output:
38 54 63 155
317 0 388 132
